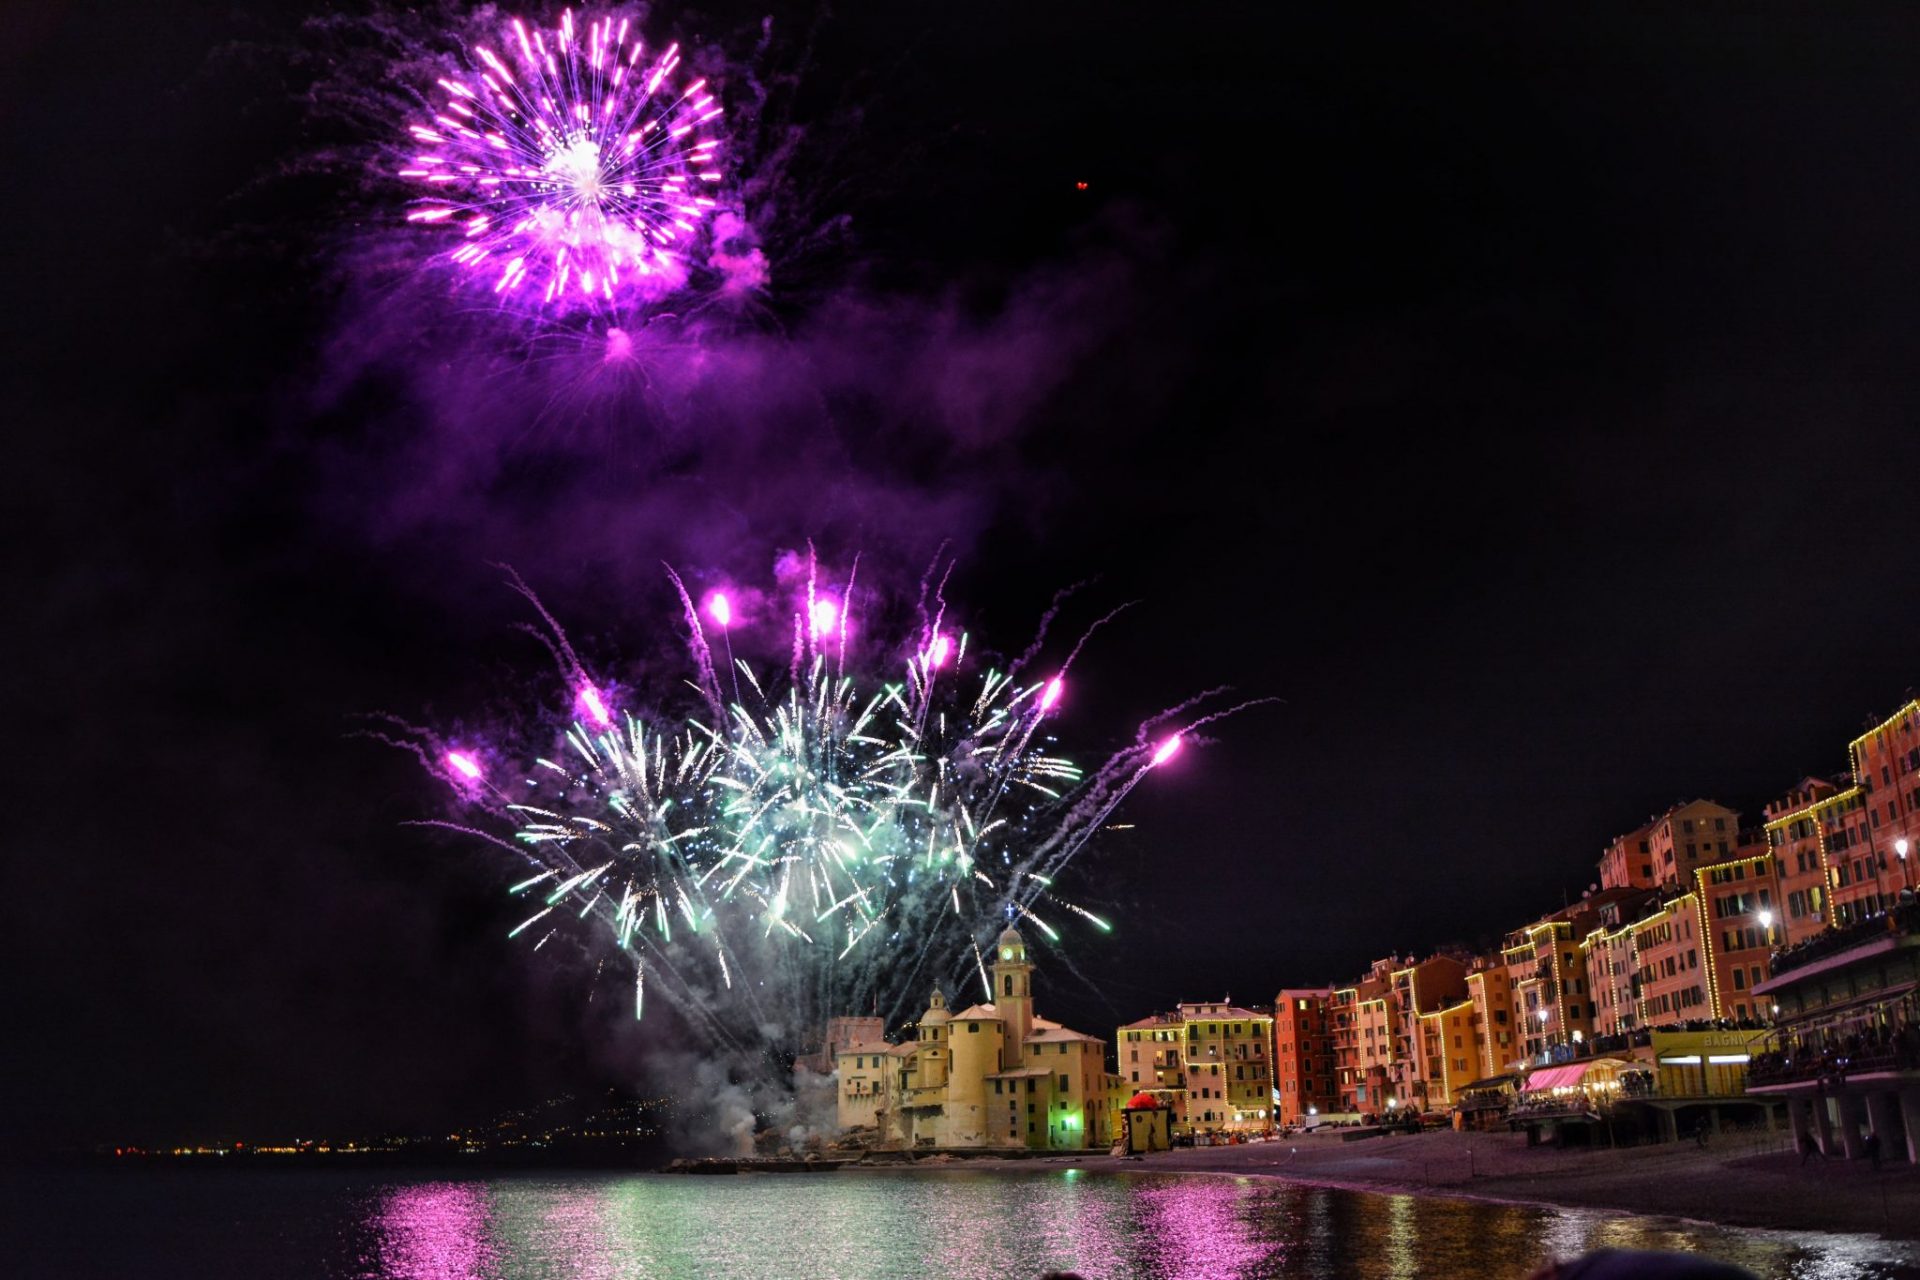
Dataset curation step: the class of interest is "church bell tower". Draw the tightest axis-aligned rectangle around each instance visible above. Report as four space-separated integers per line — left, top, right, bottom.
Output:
992 925 1034 1068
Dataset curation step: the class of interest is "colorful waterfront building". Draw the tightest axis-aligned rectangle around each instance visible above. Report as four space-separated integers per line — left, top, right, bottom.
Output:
1601 800 1741 893
1273 988 1337 1125
1854 699 1920 901
1386 955 1470 1110
1465 959 1518 1078
1332 964 1395 1115
1760 704 1919 935
1326 954 1480 1115
834 1038 908 1134
1580 890 1656 1038
1694 838 1781 1023
1115 1001 1275 1136
833 926 1119 1151
1115 1010 1184 1095
1629 889 1711 1024
1763 777 1848 943
1505 916 1596 1060
1599 815 1661 893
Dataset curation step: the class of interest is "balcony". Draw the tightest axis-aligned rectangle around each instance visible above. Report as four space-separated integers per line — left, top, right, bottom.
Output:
1768 901 1920 979
1748 1033 1920 1088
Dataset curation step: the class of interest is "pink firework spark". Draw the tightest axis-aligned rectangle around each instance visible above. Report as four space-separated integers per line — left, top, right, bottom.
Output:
400 9 725 313
577 682 613 727
1039 676 1064 712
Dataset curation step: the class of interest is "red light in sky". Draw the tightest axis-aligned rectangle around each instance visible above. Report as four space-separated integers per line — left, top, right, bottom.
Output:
1075 181 1089 190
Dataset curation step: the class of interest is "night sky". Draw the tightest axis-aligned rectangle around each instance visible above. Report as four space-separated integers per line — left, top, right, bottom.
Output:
8 1 1919 1149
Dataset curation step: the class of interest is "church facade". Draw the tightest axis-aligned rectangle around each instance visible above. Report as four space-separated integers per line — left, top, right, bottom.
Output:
833 926 1122 1150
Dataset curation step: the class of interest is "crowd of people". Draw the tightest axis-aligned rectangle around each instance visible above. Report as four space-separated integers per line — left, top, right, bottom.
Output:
1748 1009 1920 1087
1767 895 1920 978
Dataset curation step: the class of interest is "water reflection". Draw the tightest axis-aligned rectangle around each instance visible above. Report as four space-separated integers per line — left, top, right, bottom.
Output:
360 1170 1920 1280
1133 1175 1284 1278
375 1183 499 1280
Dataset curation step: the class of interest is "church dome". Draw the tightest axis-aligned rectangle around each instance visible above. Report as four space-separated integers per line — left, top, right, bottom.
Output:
920 987 950 1023
996 925 1025 949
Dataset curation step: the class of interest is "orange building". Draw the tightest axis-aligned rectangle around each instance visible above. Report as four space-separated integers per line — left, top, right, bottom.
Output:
1599 816 1660 892
1273 988 1336 1125
1465 960 1518 1078
1328 955 1481 1115
1630 890 1711 1023
1762 777 1846 944
1412 999 1477 1108
1332 969 1394 1115
1693 840 1780 1023
1658 800 1740 889
1505 917 1596 1059
1758 702 1920 937
1850 699 1920 907
1387 956 1469 1111
1579 888 1657 1038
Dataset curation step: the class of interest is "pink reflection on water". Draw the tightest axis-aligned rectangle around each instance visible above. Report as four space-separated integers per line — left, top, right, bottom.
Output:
1134 1177 1279 1279
375 1182 500 1280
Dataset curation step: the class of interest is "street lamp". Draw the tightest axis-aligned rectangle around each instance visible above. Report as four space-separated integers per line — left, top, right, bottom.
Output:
1897 837 1912 893
1757 909 1774 947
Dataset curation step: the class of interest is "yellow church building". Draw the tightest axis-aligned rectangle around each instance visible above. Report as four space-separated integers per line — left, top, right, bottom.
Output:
833 926 1122 1151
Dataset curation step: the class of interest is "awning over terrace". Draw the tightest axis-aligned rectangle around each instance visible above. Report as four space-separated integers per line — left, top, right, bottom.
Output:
1522 1063 1591 1093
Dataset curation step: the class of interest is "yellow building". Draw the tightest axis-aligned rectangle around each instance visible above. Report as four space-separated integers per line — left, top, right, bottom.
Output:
1117 1001 1275 1136
833 1038 908 1135
834 926 1118 1151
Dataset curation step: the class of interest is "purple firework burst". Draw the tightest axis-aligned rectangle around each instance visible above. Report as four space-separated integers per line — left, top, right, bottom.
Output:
400 8 725 313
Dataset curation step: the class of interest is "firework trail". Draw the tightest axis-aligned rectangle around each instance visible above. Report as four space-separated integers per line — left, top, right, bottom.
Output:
398 8 726 315
403 558 1269 1056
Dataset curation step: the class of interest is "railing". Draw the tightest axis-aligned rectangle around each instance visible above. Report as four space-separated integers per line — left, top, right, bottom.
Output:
1591 1029 1654 1054
1510 1097 1597 1121
1456 1094 1511 1112
1749 1042 1917 1086
1619 1075 1658 1099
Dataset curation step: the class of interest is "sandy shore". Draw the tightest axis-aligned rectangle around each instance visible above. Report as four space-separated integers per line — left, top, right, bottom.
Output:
876 1127 1920 1241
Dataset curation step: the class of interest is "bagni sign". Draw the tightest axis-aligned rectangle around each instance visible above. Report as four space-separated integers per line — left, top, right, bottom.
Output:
1697 1032 1766 1049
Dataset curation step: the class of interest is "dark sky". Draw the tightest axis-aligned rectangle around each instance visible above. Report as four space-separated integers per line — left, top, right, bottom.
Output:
7 0 1919 1148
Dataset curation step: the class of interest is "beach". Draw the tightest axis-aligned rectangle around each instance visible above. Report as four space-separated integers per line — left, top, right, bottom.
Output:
884 1128 1920 1242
